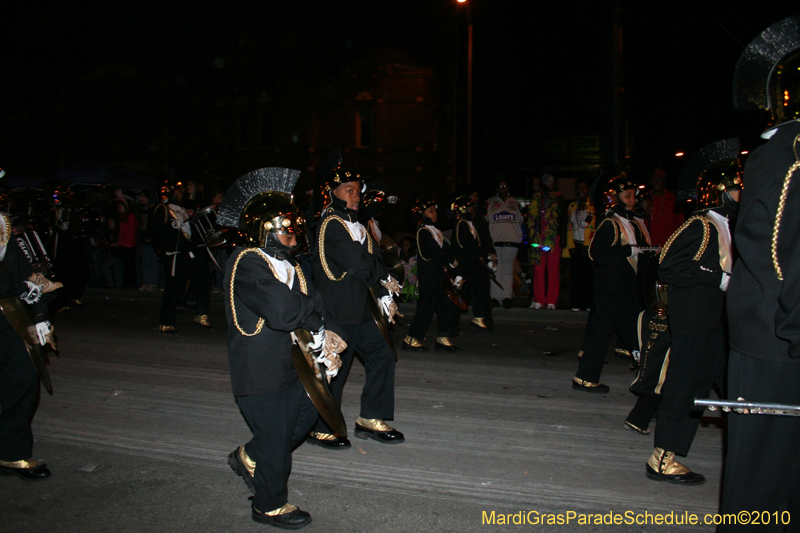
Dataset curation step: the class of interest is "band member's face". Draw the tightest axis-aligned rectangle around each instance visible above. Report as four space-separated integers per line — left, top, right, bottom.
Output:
334 182 361 210
423 205 438 223
277 234 298 248
728 189 741 202
618 190 637 210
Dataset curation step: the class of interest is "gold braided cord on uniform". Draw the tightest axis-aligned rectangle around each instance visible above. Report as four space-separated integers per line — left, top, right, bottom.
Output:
772 135 800 281
416 226 432 261
0 214 12 245
318 215 372 281
587 217 619 261
228 248 308 336
658 215 709 264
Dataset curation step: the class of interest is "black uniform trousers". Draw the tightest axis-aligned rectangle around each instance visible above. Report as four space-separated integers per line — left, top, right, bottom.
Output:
236 383 317 513
53 236 90 305
315 319 396 433
718 351 800 533
408 282 461 341
461 270 492 325
577 286 640 383
654 331 726 456
159 251 211 325
0 328 39 461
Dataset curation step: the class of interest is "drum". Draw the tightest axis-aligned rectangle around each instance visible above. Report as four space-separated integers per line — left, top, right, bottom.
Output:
11 222 52 273
191 205 235 248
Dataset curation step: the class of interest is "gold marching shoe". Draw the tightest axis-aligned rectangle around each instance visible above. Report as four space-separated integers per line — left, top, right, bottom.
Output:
572 376 609 394
470 317 493 331
645 447 705 485
0 457 52 480
401 335 426 352
157 324 178 334
252 503 312 528
354 417 405 444
227 445 256 493
435 336 461 353
193 314 215 331
306 431 351 450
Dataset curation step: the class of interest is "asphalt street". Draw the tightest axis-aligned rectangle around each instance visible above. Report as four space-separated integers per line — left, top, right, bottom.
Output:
2 288 726 533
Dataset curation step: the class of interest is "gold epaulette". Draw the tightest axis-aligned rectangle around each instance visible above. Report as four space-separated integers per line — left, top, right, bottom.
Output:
317 215 373 281
229 248 308 336
658 215 709 264
772 137 800 281
587 217 619 261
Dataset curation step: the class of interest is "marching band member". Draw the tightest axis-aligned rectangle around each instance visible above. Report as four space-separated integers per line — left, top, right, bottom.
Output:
719 17 800 527
573 176 650 393
403 199 462 352
150 181 214 334
645 139 742 485
450 195 493 331
219 167 344 529
0 213 60 481
309 167 404 448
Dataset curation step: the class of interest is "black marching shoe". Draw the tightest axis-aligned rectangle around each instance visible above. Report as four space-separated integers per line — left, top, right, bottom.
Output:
645 447 705 485
0 458 52 480
571 376 610 394
252 504 312 529
434 337 461 352
227 446 256 493
401 335 427 352
306 432 351 450
354 417 405 444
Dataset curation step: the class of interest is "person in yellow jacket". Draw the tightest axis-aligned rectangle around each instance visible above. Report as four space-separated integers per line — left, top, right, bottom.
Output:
562 179 596 311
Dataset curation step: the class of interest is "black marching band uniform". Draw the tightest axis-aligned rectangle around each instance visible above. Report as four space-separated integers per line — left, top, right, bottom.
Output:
574 178 650 393
149 182 214 333
719 17 800 528
403 199 462 352
645 139 743 485
310 167 404 448
0 212 58 480
220 167 345 529
451 195 494 331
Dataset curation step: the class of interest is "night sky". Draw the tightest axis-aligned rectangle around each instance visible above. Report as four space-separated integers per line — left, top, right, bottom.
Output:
3 1 797 184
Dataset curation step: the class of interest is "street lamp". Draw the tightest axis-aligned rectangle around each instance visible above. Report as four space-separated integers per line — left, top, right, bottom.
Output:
457 0 473 186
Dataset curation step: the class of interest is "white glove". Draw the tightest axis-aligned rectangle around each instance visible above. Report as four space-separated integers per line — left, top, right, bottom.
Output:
309 326 326 352
629 246 640 258
381 275 402 297
720 272 731 292
454 276 465 290
20 281 42 304
315 352 342 378
449 259 459 269
35 321 52 346
486 260 497 273
378 294 394 318
59 221 69 231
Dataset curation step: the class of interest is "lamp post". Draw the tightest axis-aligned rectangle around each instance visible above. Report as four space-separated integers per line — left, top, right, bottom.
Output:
457 0 473 186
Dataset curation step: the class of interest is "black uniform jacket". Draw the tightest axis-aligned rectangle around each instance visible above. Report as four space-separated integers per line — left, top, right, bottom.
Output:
0 239 50 332
588 208 639 290
658 209 729 335
452 219 485 279
472 215 496 257
148 201 193 257
416 225 454 287
728 120 800 362
225 247 326 396
312 205 388 326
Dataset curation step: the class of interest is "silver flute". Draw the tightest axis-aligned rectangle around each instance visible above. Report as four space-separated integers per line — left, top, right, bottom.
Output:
695 398 800 417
